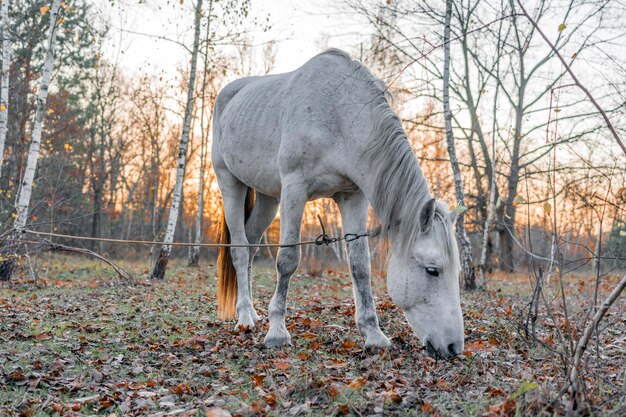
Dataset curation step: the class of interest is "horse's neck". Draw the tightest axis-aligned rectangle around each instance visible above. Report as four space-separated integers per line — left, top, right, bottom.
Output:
348 135 431 247
349 162 381 210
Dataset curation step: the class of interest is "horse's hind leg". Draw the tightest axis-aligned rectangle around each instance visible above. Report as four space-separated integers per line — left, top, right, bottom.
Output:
244 193 279 321
264 179 307 348
215 168 258 329
335 191 391 349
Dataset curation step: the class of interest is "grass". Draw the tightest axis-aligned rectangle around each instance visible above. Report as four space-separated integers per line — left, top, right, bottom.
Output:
0 254 624 416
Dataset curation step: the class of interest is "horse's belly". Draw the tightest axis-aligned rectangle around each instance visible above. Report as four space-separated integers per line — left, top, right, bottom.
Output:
222 141 356 200
221 141 282 198
305 172 358 200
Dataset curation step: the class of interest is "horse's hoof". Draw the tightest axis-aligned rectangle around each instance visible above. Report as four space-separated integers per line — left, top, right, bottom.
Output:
264 329 292 348
364 332 391 350
251 309 261 323
235 311 258 331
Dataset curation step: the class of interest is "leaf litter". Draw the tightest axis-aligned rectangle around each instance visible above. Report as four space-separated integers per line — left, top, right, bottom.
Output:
0 256 624 416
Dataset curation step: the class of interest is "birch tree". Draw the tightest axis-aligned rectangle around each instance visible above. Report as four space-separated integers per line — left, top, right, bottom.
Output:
0 0 9 179
151 0 204 280
0 0 62 281
443 0 476 290
13 0 62 230
189 0 214 267
477 80 499 287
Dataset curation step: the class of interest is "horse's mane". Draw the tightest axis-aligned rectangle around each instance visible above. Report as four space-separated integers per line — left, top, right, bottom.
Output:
364 97 433 253
317 49 455 256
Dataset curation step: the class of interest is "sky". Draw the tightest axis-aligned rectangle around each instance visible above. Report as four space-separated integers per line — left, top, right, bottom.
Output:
92 0 366 79
87 0 626 163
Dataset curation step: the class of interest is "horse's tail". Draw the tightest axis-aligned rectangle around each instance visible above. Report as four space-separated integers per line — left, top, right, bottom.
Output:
217 187 255 320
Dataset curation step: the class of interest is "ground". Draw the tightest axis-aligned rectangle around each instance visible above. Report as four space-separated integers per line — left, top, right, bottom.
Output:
1 255 624 416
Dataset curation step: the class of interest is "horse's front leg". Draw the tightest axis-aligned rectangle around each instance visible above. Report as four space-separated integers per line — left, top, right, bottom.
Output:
264 180 306 348
335 192 391 349
244 193 279 322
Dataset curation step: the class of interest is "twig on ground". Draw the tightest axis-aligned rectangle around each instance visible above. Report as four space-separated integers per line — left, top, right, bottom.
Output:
567 273 626 415
1 235 132 281
525 265 543 339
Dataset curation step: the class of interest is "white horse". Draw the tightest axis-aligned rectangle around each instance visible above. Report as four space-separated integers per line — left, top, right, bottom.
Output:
212 49 464 359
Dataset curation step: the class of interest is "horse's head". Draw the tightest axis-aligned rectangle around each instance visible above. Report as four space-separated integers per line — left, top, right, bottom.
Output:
387 198 464 359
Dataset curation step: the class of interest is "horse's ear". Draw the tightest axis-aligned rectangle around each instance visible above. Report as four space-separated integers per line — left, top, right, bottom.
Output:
449 210 458 226
419 198 436 233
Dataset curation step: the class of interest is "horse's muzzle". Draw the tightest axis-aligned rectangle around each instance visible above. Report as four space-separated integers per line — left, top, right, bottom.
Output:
425 339 463 360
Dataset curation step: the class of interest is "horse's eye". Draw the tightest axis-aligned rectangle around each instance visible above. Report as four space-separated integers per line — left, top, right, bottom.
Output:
425 267 440 277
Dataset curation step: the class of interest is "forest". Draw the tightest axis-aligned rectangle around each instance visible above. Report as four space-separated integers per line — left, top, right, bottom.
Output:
0 0 625 416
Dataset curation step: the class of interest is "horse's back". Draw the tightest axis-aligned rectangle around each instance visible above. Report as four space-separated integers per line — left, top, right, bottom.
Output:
213 50 374 199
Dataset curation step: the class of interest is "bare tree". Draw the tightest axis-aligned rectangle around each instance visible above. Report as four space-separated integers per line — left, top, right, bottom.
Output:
1 0 62 281
347 0 623 273
477 49 502 286
13 0 63 230
515 0 625 156
477 94 498 286
443 0 475 290
262 40 277 75
85 58 123 253
0 0 9 179
189 0 214 267
151 0 204 280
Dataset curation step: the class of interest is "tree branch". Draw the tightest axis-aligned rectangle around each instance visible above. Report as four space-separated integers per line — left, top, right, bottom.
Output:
516 0 626 155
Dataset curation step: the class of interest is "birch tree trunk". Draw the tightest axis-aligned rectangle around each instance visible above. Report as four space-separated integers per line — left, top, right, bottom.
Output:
478 68 501 287
0 0 10 179
189 0 213 267
478 150 496 287
443 0 476 290
151 0 203 279
1 0 61 281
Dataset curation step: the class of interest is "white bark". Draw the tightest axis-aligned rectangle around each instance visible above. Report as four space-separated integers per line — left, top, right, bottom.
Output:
190 0 214 266
478 173 496 286
152 0 203 278
13 0 61 230
478 76 500 287
190 121 207 263
0 0 10 179
443 0 475 290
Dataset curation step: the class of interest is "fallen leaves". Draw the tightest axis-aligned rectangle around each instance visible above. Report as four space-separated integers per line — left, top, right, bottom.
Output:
328 384 340 398
341 339 357 349
297 331 318 340
420 401 435 414
385 389 402 403
34 332 53 340
347 376 367 388
485 386 506 398
487 398 516 416
1 260 623 416
272 359 291 370
205 407 232 417
170 382 192 395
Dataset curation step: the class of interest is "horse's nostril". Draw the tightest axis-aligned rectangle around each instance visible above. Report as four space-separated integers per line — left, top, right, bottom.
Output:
425 340 437 358
426 340 461 360
447 342 462 358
